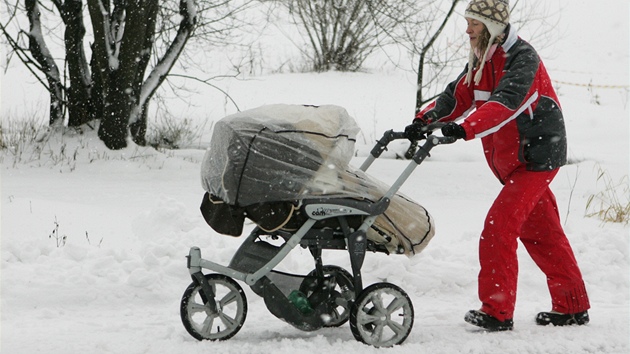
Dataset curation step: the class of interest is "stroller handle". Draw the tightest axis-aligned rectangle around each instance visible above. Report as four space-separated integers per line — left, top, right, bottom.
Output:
360 123 458 172
355 127 458 212
363 130 406 162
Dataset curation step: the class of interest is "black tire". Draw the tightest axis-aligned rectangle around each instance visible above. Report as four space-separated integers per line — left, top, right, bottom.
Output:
180 273 247 341
300 265 354 327
349 282 414 347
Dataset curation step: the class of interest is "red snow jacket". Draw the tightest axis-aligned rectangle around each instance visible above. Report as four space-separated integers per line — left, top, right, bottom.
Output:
417 26 567 183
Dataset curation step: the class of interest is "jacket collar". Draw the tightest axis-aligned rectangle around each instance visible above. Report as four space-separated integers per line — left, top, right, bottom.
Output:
502 23 518 52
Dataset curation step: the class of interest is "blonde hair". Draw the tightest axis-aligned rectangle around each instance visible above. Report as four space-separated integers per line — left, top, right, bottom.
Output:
474 27 505 68
470 28 490 69
477 28 491 56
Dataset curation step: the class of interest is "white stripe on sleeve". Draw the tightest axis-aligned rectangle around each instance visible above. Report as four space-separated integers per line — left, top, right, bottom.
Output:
475 91 539 138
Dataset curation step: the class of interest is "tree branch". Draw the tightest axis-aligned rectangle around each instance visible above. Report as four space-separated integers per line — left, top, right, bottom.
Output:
167 73 240 112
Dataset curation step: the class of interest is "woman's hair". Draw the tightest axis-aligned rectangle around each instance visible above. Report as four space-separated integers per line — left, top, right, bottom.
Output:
477 27 492 55
474 25 505 68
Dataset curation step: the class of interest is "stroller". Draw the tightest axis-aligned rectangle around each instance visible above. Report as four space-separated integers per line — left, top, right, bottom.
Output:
180 104 455 347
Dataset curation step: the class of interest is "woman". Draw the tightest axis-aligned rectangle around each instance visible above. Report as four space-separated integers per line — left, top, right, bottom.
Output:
405 0 590 331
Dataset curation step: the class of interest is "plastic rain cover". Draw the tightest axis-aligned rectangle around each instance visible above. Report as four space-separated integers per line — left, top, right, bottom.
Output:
200 104 436 256
201 104 369 206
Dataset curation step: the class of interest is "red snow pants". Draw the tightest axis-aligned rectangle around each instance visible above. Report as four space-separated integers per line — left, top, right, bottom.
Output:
478 167 590 321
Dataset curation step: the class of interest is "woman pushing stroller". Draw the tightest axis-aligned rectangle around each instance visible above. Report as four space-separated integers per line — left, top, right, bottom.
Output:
405 0 590 331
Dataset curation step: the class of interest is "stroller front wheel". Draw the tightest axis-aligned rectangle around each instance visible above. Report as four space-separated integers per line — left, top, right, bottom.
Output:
180 273 248 341
349 282 414 347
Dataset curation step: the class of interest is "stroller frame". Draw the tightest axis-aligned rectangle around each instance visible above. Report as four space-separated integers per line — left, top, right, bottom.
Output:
181 127 455 347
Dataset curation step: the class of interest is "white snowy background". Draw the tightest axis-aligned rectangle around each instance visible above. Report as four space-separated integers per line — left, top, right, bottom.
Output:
1 0 629 353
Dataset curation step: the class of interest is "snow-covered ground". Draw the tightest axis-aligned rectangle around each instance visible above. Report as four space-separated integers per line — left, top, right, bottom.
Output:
1 1 629 353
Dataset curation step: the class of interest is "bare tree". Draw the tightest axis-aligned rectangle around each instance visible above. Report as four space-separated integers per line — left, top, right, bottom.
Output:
405 0 463 114
2 0 66 127
89 0 197 149
1 0 253 150
272 0 466 97
280 0 407 72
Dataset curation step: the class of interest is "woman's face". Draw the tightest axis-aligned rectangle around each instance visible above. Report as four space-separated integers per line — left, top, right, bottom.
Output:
466 18 486 48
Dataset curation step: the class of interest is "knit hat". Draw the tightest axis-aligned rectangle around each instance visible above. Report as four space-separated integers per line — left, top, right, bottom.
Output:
464 0 510 85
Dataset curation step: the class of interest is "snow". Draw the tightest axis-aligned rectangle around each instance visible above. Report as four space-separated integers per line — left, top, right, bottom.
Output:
1 0 629 353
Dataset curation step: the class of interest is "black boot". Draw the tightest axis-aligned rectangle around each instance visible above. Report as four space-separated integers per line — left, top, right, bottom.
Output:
535 311 589 326
465 310 513 331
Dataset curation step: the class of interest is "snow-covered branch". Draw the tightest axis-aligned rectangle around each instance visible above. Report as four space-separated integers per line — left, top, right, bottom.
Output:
130 0 198 123
25 0 64 126
97 0 119 70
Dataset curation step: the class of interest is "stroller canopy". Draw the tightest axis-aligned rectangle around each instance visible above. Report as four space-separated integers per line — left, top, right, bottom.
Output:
201 104 365 206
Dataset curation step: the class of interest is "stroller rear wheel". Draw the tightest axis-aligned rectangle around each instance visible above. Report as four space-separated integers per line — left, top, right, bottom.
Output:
299 265 354 327
349 282 414 347
180 273 247 341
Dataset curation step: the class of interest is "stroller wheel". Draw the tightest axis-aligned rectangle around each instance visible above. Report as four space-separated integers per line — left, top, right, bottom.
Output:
349 282 414 347
180 273 247 341
299 265 354 327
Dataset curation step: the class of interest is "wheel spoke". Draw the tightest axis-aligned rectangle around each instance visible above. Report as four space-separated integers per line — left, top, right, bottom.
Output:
386 319 406 335
218 311 238 330
370 322 385 342
220 289 239 307
386 297 405 314
357 310 380 325
371 293 386 314
201 315 216 336
189 302 208 314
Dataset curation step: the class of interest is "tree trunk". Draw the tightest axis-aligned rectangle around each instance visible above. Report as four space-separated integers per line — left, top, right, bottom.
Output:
87 0 109 121
87 0 143 149
99 75 129 150
129 101 149 146
78 0 196 149
61 0 92 127
87 1 120 148
25 0 64 126
415 0 460 113
129 0 196 145
125 0 159 146
88 0 161 149
89 48 104 122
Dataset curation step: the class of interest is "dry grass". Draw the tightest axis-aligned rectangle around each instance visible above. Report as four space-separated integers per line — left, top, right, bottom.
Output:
585 166 630 225
146 115 210 150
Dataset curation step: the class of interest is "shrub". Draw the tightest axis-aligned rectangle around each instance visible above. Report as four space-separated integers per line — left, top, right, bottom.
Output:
146 116 210 150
